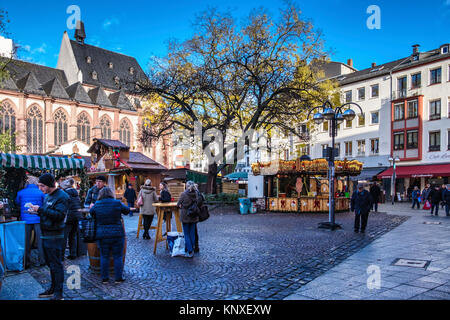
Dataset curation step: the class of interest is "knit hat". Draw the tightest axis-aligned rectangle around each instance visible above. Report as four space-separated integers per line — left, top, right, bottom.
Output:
60 178 74 190
39 173 56 188
144 179 152 186
96 175 107 182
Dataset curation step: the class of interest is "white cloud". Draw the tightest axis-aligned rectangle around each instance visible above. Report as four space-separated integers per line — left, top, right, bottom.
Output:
102 17 119 30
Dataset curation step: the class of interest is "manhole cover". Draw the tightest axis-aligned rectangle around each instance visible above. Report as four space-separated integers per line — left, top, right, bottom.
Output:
423 221 441 225
392 258 431 268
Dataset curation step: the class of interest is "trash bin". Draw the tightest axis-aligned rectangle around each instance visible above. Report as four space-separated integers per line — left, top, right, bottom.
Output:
239 198 251 215
249 202 257 214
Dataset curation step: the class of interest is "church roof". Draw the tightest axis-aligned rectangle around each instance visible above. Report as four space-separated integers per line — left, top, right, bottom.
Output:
42 78 70 99
69 40 146 92
108 89 135 111
65 82 93 104
15 72 46 95
88 86 113 107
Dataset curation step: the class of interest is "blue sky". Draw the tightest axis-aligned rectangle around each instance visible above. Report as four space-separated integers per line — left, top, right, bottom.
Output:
2 0 450 71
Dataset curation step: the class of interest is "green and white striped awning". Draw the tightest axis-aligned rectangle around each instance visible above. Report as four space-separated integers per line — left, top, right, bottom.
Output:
0 153 85 170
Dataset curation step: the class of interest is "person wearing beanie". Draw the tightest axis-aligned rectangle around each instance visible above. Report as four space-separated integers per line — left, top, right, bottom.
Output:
29 173 69 300
60 178 82 260
351 184 373 233
84 175 107 208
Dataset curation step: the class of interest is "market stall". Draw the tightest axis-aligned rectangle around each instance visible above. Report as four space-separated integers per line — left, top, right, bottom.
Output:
251 158 363 213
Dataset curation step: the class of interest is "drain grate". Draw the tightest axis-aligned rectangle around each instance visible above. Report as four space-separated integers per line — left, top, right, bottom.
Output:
423 221 441 225
392 258 431 268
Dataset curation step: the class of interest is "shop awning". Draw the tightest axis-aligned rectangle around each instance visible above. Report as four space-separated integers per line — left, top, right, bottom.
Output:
0 153 85 170
377 164 450 179
350 167 387 181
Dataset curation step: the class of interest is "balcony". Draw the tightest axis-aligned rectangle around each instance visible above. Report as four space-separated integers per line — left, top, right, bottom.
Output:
392 88 422 100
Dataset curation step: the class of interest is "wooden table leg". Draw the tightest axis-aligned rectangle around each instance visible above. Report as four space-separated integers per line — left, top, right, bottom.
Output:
174 208 183 232
153 208 164 255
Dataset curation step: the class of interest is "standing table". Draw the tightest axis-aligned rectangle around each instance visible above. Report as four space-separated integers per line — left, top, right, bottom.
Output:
152 203 182 254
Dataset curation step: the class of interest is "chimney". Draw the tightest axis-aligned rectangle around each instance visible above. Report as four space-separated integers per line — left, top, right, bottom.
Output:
371 62 376 68
412 44 420 55
75 20 86 44
347 59 353 67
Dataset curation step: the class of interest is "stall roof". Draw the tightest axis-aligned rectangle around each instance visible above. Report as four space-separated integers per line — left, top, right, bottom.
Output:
224 171 248 181
350 167 387 182
0 153 85 170
87 139 130 153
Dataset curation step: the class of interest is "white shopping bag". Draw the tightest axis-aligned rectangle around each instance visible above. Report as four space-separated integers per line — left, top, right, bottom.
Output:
171 234 186 257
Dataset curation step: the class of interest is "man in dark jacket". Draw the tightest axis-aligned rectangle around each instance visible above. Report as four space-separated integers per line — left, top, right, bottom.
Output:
351 184 373 233
369 183 381 212
443 184 450 217
123 183 137 217
422 184 431 209
29 173 69 300
16 176 46 268
84 175 107 208
411 186 421 209
428 186 442 216
60 178 82 260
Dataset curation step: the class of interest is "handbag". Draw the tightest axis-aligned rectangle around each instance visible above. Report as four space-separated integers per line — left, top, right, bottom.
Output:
423 200 431 210
198 205 210 222
137 194 144 207
79 214 96 243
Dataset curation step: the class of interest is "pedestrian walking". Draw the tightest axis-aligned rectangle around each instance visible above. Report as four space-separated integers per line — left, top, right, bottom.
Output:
15 176 46 268
440 184 446 209
428 185 442 216
443 184 450 217
28 173 69 300
351 184 373 234
369 182 381 212
177 181 203 257
422 184 432 209
137 179 158 240
123 183 137 216
411 186 421 209
90 187 130 284
84 176 107 208
60 178 82 260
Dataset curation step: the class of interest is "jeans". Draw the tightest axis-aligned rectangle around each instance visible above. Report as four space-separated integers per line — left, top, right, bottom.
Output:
354 211 369 232
63 221 79 257
42 238 64 295
25 223 45 267
128 203 134 216
98 237 125 281
143 215 154 235
182 222 197 254
195 224 199 249
431 203 439 215
412 199 420 209
445 203 449 216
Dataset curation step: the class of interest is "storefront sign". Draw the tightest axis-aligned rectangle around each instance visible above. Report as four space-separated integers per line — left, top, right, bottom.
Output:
426 152 450 161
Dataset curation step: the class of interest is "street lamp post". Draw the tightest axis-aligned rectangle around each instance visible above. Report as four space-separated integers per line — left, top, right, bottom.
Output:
388 156 400 205
307 101 363 230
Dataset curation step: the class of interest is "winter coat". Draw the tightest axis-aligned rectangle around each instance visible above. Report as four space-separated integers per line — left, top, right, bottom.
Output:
123 187 137 204
37 189 69 239
63 187 82 224
351 190 373 214
443 189 450 204
138 186 158 215
421 188 431 202
369 185 381 202
84 185 102 207
90 198 130 240
15 184 45 224
428 189 442 204
411 190 421 200
177 189 203 224
159 189 172 203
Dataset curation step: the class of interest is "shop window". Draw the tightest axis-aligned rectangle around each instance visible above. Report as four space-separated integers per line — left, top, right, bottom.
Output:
394 132 404 150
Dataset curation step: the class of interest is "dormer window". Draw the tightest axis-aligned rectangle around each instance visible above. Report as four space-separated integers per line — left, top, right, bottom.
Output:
129 67 135 75
114 76 120 85
86 56 92 64
441 45 449 54
92 71 98 80
108 62 114 69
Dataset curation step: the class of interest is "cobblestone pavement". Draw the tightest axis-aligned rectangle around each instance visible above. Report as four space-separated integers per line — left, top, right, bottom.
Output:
284 203 450 300
18 206 408 300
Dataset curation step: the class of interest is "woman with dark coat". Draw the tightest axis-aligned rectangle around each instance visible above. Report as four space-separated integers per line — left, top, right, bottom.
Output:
428 186 442 216
177 181 202 258
90 187 130 283
60 178 82 260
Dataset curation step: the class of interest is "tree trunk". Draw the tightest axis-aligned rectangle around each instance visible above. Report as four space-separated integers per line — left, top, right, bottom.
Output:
206 162 218 194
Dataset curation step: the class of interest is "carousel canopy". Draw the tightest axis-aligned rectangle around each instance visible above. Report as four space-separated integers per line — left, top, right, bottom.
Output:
0 153 85 170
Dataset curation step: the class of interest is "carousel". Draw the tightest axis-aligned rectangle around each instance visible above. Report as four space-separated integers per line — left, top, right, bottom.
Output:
251 158 363 213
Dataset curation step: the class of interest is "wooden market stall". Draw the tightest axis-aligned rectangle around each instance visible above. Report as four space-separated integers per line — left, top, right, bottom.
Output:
251 158 363 213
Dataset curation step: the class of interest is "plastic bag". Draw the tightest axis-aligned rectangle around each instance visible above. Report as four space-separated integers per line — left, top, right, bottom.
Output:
0 221 26 271
167 232 183 254
171 234 186 257
423 200 431 210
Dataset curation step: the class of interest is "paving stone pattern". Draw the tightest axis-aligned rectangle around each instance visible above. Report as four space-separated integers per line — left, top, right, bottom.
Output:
26 208 408 300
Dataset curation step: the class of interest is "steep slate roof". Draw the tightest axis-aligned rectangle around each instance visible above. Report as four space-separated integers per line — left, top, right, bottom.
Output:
88 86 113 107
42 78 70 99
69 40 146 92
15 72 46 95
65 82 93 104
0 77 18 91
108 89 135 111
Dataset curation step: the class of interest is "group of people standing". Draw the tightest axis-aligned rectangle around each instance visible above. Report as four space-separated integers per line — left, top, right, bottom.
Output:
411 183 450 216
